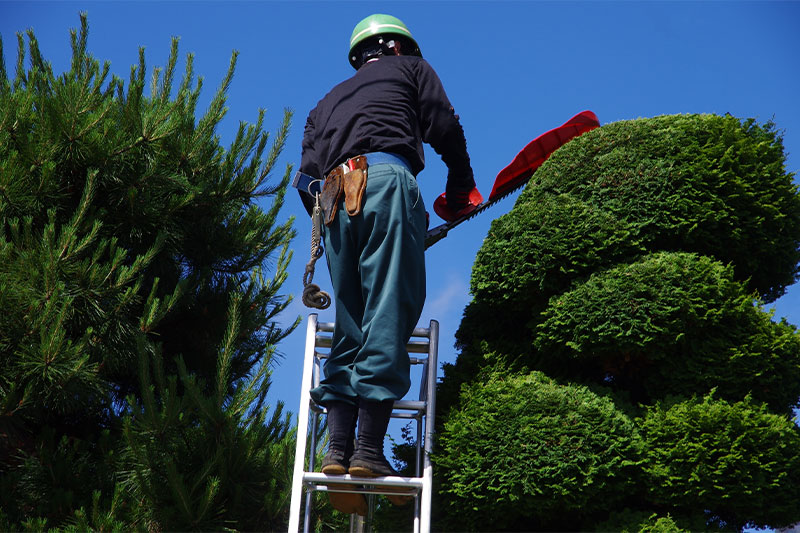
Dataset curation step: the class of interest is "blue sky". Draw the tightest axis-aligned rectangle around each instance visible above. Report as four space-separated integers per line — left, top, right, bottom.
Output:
2 1 800 435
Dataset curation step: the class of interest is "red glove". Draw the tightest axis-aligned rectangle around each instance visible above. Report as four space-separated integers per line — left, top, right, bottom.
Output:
433 187 484 222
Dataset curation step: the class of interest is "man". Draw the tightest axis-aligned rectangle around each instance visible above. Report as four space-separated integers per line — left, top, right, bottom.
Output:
298 13 477 515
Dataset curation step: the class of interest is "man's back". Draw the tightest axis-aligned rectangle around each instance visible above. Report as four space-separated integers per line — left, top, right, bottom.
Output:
302 55 468 184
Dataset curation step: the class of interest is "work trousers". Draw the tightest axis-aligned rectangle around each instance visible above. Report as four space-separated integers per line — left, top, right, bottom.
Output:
310 162 427 406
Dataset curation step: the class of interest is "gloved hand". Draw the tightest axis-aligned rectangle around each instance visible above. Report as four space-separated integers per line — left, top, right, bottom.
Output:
433 186 484 222
446 187 471 212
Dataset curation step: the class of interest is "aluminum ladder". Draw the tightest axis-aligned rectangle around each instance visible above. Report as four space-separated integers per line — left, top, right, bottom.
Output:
288 314 439 533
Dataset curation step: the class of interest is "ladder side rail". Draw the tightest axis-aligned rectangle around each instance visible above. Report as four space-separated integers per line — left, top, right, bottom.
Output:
410 325 432 533
303 404 321 532
414 354 428 525
289 314 320 533
414 327 431 533
414 407 422 533
304 334 328 532
420 320 439 533
415 356 429 478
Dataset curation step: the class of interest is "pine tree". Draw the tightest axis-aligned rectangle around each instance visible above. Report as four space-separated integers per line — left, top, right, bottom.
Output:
434 114 800 531
0 15 300 530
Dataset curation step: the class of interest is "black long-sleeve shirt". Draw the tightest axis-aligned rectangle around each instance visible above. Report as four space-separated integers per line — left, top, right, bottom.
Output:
299 55 474 213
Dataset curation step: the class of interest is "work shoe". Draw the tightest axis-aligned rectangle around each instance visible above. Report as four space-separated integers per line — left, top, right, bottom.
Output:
320 449 348 476
349 452 413 506
348 400 413 506
348 450 397 477
321 402 366 515
325 401 358 461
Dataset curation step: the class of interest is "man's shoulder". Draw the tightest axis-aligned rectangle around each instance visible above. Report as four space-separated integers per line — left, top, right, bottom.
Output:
378 54 431 72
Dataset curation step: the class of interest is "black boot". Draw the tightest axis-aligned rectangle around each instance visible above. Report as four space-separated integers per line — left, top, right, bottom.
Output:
349 400 396 477
350 400 412 506
321 401 358 475
321 401 366 516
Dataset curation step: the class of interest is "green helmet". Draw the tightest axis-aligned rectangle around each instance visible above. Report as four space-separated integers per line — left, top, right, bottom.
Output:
348 14 421 69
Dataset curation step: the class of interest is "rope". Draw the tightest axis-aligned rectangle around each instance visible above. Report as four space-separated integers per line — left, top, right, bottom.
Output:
302 192 331 309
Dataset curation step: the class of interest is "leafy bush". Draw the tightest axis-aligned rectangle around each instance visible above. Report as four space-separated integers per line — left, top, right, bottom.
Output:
524 114 800 303
437 113 800 530
596 509 694 533
534 251 800 411
641 394 800 530
434 370 643 531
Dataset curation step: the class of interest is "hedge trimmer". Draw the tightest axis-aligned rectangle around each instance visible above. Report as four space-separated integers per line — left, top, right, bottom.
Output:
425 110 600 249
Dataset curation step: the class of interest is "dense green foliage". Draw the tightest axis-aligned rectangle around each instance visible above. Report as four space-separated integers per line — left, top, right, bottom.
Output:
535 252 800 412
0 16 304 530
642 394 800 530
436 371 643 531
434 114 800 531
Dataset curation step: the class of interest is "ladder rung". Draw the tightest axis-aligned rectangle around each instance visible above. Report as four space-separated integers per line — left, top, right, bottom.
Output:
309 400 426 415
393 400 426 411
303 472 424 489
316 322 431 340
315 353 428 365
309 485 418 497
314 336 430 354
391 412 421 420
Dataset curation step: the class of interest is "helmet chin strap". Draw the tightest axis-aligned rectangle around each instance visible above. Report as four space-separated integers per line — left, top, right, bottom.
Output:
359 38 402 67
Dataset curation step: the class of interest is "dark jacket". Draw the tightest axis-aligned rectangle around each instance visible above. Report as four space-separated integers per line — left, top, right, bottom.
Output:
299 55 474 214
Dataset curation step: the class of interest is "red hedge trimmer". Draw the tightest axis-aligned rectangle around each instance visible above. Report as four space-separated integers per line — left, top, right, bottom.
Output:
425 110 600 249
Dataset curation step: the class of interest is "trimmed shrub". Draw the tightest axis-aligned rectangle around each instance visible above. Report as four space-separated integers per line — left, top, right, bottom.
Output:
434 370 643 531
596 510 691 533
447 115 800 418
534 251 800 411
437 114 800 531
641 394 800 529
523 114 800 303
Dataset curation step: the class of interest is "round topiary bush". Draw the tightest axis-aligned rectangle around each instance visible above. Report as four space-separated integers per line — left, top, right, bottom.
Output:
534 251 800 411
448 114 800 413
437 114 800 531
521 113 800 303
456 193 647 359
641 394 800 529
434 370 643 531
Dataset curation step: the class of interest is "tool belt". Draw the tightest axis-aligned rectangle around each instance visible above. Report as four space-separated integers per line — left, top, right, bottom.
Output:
320 155 368 225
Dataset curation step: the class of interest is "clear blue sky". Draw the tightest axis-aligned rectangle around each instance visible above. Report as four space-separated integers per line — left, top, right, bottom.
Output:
3 1 799 433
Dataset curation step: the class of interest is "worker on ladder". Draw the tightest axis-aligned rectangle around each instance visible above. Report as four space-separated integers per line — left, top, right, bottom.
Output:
297 13 477 515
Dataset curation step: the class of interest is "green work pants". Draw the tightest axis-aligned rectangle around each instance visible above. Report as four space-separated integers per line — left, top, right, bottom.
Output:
310 163 427 406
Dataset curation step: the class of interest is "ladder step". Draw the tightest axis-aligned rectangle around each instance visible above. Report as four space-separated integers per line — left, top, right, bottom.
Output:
316 322 431 339
310 400 426 417
303 472 424 489
315 336 430 354
316 353 428 365
311 400 426 413
393 400 426 411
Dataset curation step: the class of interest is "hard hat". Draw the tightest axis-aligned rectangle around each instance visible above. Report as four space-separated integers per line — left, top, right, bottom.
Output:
348 14 421 69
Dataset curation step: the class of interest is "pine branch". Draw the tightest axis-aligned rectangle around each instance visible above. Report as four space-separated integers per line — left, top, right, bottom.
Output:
0 35 9 95
13 33 25 90
215 294 241 406
69 13 89 80
158 37 179 104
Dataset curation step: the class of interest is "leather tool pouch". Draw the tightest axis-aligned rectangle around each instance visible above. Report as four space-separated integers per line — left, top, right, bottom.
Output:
343 156 368 217
321 167 343 226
